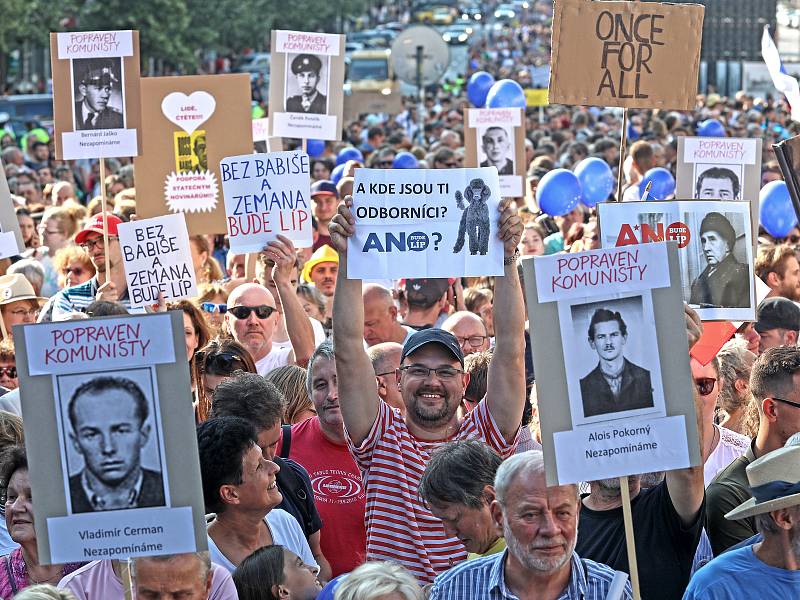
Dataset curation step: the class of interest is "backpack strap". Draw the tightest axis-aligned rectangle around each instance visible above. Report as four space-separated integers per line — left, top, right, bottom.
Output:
280 424 292 459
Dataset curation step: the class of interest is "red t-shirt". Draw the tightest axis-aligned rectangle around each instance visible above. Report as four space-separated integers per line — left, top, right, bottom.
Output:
283 417 367 576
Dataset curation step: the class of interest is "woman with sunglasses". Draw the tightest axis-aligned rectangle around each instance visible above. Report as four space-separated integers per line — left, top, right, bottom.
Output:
196 283 229 335
0 341 17 391
193 339 257 422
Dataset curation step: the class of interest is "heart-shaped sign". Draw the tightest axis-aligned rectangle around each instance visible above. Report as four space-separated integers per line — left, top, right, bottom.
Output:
161 91 216 134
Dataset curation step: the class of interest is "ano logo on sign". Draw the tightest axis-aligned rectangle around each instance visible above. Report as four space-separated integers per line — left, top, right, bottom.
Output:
615 222 690 249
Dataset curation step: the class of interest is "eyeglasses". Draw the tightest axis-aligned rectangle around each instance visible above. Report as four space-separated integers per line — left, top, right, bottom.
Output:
200 302 227 314
79 236 118 251
197 351 246 372
771 396 800 410
376 160 394 167
786 235 800 244
228 305 276 320
62 266 85 277
399 365 463 380
455 335 487 348
38 227 63 236
694 377 717 396
0 367 17 379
9 308 38 319
375 370 396 377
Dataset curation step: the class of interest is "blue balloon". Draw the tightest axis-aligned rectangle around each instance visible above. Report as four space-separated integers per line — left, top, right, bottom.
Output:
306 139 325 158
536 169 582 217
639 167 675 201
467 71 495 108
697 118 726 137
331 163 346 185
760 180 799 238
574 158 614 207
336 147 363 166
392 151 418 169
316 574 349 600
486 79 526 109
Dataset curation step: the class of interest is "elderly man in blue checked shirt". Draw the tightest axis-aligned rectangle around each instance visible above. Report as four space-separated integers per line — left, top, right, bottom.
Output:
429 450 632 600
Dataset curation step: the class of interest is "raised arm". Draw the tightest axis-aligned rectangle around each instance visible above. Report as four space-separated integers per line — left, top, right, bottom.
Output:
329 198 380 445
265 235 315 367
485 200 526 443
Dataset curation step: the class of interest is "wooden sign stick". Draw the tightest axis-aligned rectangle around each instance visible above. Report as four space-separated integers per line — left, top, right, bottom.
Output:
99 159 111 281
619 475 641 600
615 108 628 202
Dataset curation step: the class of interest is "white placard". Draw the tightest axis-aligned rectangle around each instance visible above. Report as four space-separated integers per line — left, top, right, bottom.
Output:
61 129 138 161
467 108 523 128
118 213 197 308
220 150 312 253
682 138 758 165
57 30 134 59
48 506 195 563
534 243 671 304
0 231 20 259
271 112 338 142
275 30 341 55
348 167 504 279
500 175 523 198
252 118 270 142
553 415 690 485
24 314 176 375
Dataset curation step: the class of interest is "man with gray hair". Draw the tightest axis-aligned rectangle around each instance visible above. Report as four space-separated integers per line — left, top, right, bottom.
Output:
367 341 404 414
429 450 632 599
130 552 213 599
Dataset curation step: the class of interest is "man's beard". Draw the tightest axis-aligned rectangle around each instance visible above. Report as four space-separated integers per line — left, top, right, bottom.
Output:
639 471 665 488
503 516 575 572
410 391 453 423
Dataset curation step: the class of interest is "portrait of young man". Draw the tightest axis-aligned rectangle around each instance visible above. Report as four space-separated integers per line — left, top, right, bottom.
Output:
72 58 125 131
695 166 741 200
286 54 328 115
478 126 514 175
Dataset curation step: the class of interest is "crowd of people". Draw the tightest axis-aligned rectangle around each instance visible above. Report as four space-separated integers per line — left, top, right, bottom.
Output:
2 1 800 599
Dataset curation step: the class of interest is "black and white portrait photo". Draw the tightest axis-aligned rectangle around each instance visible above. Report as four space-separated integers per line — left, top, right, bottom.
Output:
693 165 742 200
55 368 168 515
560 293 665 426
478 125 515 175
684 206 752 312
284 53 329 115
71 57 125 131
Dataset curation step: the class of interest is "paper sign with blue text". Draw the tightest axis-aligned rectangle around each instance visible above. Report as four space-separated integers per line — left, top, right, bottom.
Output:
220 150 312 253
347 167 503 279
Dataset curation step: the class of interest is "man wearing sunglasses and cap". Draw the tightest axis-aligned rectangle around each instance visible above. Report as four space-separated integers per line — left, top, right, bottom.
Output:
74 60 124 131
224 235 314 375
327 196 525 583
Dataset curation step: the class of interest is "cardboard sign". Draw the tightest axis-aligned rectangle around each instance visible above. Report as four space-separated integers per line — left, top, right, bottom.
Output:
220 150 312 253
522 243 700 486
252 118 284 152
598 200 756 321
343 88 404 121
677 137 762 252
0 159 26 257
16 312 207 564
117 213 197 308
525 89 549 107
464 108 526 198
268 30 346 141
51 31 142 159
347 168 503 279
549 0 705 109
134 74 252 235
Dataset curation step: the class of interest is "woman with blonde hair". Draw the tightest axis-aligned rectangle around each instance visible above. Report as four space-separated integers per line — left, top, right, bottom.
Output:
190 235 224 284
196 282 229 334
334 562 422 600
265 365 316 424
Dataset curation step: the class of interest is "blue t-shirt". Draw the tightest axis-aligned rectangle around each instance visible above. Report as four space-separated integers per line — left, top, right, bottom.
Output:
683 545 800 599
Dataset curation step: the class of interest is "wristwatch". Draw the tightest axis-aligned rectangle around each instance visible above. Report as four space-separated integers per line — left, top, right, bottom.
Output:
503 249 520 265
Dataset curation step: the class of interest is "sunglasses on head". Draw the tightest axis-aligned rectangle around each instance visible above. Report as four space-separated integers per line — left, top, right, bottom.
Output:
200 302 227 314
0 367 16 379
228 305 276 320
694 377 717 396
197 351 245 372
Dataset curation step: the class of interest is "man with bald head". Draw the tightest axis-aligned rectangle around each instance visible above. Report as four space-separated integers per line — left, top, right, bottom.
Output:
367 342 404 414
363 283 414 347
442 311 490 356
225 237 315 374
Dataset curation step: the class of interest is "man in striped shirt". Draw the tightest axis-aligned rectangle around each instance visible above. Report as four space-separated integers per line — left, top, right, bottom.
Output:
329 197 526 583
429 451 633 600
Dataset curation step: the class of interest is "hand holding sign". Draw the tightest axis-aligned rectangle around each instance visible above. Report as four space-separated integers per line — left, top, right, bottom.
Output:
685 304 703 349
95 281 120 303
497 199 523 257
329 196 356 256
263 235 299 285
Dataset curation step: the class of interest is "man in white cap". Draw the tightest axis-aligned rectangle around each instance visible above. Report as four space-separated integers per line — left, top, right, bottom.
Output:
0 273 45 340
684 444 800 598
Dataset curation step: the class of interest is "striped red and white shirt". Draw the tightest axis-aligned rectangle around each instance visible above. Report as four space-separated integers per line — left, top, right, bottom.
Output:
347 399 518 584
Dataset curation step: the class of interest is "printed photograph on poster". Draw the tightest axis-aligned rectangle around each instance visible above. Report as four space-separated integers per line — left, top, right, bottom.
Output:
174 130 208 172
71 57 125 131
693 164 742 200
284 53 329 115
54 367 168 515
560 292 666 427
478 125 514 175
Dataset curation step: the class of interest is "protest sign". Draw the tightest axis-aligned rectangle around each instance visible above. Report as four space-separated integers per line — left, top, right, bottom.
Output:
220 150 312 253
252 118 283 152
343 87 404 121
0 159 26 258
524 89 549 107
347 167 503 279
269 30 346 141
117 213 196 308
134 74 252 235
677 137 762 251
464 108 525 198
521 243 700 486
598 200 756 321
549 0 705 109
16 312 206 564
51 30 142 160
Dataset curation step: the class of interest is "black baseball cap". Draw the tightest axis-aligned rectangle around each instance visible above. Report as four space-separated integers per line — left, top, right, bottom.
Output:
401 328 465 366
755 297 800 333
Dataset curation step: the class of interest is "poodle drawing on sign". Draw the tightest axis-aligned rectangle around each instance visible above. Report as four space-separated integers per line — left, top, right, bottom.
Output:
453 178 491 255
